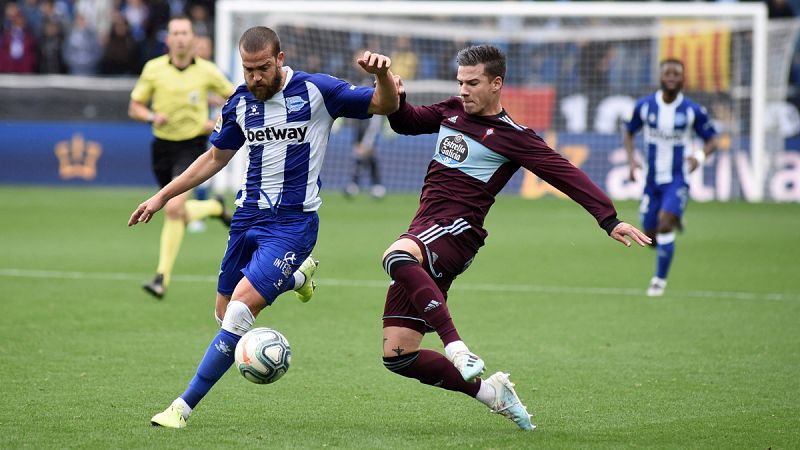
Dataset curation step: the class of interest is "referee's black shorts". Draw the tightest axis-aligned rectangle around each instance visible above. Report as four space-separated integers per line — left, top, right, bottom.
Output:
151 135 209 188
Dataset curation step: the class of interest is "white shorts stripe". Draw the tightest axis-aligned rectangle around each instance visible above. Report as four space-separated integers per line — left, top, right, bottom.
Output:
416 218 472 244
420 228 449 245
415 224 442 241
449 222 472 236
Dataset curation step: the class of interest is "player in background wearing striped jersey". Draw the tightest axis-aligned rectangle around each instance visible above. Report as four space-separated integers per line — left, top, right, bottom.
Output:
128 26 399 428
129 16 235 299
623 59 718 297
381 45 650 431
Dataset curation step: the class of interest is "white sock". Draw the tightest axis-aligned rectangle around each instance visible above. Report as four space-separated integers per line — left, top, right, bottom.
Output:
444 340 469 359
172 397 192 420
475 380 496 407
292 271 306 290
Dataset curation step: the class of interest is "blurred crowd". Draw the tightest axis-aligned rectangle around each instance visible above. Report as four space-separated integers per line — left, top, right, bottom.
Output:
275 22 654 94
0 0 798 94
275 0 797 94
0 0 214 75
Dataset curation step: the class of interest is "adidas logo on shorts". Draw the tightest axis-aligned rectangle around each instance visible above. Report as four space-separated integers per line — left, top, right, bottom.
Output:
424 300 442 313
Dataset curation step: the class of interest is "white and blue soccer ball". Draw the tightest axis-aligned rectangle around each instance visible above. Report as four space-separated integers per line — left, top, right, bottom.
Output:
234 327 291 384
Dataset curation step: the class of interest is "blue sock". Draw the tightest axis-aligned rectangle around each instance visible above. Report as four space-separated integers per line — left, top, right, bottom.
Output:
285 270 304 291
655 232 676 279
180 329 241 408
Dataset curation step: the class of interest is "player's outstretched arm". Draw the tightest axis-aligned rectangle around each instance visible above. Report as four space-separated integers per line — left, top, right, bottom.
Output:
609 222 652 247
128 146 236 226
359 50 399 115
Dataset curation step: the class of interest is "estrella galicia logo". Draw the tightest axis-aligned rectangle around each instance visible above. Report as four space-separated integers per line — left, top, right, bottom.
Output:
285 96 308 113
437 134 469 164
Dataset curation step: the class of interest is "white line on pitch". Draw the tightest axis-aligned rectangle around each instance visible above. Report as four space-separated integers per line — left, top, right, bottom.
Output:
0 268 797 302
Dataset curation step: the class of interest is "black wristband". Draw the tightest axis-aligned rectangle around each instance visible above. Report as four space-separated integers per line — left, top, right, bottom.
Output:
600 216 622 235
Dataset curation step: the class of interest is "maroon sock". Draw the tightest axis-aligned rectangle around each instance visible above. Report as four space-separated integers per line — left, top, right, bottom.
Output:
392 263 461 344
385 349 480 397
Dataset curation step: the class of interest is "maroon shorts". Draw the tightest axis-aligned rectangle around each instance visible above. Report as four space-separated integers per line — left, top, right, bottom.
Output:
382 218 479 333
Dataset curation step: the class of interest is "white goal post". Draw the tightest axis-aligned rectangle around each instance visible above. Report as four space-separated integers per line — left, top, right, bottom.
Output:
215 1 772 201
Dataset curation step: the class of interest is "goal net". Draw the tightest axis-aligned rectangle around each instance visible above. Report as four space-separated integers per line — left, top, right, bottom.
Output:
215 1 787 201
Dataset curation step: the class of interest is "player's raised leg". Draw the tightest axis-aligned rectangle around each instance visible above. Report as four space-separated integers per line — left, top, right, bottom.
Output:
382 238 484 381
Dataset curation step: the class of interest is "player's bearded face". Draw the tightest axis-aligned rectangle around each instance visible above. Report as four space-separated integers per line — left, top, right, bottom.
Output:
242 48 285 102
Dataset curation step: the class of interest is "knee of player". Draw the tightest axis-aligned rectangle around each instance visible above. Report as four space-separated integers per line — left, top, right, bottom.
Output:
382 249 419 278
656 222 676 234
382 351 419 374
220 300 256 336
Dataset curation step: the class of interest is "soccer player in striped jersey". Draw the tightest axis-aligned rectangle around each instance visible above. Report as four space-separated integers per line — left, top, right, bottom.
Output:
623 59 718 297
128 26 399 428
381 45 650 431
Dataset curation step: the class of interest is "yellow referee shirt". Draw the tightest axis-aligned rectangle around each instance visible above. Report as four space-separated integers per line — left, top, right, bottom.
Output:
131 55 234 141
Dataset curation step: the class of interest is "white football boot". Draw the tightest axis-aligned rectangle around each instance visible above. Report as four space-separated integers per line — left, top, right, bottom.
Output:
485 371 535 431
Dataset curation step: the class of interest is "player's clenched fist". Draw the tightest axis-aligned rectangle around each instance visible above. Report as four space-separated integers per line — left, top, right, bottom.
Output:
358 50 392 75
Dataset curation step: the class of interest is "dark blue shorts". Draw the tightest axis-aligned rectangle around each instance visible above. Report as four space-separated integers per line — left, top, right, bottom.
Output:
217 207 318 305
640 182 689 231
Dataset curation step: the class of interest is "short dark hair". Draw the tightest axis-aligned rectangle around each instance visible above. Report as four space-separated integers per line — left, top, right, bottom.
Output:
239 26 281 56
660 58 684 71
168 15 193 32
456 44 506 81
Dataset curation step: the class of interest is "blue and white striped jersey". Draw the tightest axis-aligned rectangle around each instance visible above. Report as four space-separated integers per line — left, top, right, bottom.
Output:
626 90 717 186
211 67 374 211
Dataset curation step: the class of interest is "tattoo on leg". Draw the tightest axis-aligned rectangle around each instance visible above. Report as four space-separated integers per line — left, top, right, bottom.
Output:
392 346 404 356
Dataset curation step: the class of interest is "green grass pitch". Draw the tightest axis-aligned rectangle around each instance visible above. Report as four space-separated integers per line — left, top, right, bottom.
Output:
0 186 798 449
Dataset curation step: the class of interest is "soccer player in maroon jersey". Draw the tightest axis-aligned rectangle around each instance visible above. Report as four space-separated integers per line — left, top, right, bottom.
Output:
380 45 651 431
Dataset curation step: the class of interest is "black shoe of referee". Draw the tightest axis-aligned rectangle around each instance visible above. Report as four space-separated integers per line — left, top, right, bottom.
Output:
143 273 166 299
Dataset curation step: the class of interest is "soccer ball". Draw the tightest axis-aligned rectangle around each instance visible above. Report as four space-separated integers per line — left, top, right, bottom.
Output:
234 327 291 384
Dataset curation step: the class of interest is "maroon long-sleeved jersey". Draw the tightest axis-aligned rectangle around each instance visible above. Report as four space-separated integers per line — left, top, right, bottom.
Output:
388 95 620 249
